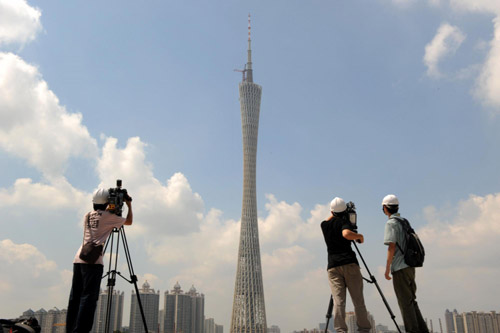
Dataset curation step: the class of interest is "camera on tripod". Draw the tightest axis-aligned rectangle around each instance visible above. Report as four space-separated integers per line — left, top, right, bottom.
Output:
107 179 132 217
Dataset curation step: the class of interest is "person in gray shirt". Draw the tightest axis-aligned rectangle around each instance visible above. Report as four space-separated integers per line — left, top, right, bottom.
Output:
382 194 428 333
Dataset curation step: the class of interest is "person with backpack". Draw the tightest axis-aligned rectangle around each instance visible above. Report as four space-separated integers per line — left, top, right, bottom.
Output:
66 188 133 333
382 194 429 333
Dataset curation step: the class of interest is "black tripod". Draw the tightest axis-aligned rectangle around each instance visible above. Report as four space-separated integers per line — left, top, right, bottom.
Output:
102 227 149 333
323 242 402 333
324 295 334 333
352 241 402 333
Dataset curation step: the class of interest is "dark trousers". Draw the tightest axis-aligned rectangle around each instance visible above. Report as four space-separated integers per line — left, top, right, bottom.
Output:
66 263 103 333
392 267 429 333
328 263 372 333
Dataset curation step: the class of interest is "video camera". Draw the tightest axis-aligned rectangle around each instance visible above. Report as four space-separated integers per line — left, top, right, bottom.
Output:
108 179 132 217
345 201 357 230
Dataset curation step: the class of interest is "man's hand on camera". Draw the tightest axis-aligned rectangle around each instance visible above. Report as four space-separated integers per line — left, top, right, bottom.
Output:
124 197 133 226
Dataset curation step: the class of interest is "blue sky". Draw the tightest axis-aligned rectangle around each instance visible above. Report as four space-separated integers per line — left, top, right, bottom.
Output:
1 0 500 331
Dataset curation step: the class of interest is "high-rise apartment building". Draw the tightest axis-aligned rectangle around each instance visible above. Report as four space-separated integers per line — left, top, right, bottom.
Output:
230 14 267 333
345 311 376 333
454 312 465 333
92 289 124 333
33 307 66 333
163 282 205 333
445 309 500 333
22 309 35 319
34 308 47 331
205 318 223 333
187 285 205 333
43 308 58 333
54 309 66 333
445 309 456 333
160 309 165 333
267 325 280 333
205 318 215 333
130 281 160 333
464 312 475 333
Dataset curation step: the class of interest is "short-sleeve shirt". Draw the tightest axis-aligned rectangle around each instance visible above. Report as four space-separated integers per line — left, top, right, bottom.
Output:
74 210 126 265
383 213 409 273
321 216 358 269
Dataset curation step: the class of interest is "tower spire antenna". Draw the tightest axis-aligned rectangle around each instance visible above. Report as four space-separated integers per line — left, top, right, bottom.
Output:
246 13 253 82
248 13 251 42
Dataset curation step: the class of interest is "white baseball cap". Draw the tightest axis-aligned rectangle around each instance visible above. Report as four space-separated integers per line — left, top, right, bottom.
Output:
382 194 399 206
92 188 109 204
330 197 347 213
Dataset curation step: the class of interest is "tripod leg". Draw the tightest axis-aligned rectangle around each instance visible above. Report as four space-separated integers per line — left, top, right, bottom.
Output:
104 229 119 333
352 242 402 333
119 228 149 333
324 295 334 333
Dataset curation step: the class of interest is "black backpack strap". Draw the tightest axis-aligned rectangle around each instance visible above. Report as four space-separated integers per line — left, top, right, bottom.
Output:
393 216 413 231
392 216 409 254
395 242 404 254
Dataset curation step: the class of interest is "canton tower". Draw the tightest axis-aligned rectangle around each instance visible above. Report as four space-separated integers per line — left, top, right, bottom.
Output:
230 15 267 333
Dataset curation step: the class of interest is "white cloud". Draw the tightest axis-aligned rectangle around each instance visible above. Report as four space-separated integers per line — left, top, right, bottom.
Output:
414 193 500 315
262 245 315 279
0 52 98 178
97 136 205 236
0 239 70 314
146 208 239 267
395 1 500 111
260 195 329 249
449 0 500 14
0 0 42 46
263 267 329 330
420 2 500 110
260 194 305 246
420 193 500 253
474 17 500 109
0 177 89 210
0 239 56 275
424 23 466 78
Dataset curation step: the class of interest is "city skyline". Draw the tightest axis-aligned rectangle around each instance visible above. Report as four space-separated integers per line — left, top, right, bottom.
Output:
19 306 500 333
1 1 500 332
19 282 218 333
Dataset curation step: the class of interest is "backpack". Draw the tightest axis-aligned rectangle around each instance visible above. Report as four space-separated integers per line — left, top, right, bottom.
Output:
0 317 41 333
393 216 425 267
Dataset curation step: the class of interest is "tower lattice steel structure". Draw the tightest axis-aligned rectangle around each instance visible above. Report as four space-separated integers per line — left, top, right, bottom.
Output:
230 15 267 333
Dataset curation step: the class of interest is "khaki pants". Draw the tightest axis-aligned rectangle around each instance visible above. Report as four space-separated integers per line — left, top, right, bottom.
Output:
327 263 371 333
393 267 429 333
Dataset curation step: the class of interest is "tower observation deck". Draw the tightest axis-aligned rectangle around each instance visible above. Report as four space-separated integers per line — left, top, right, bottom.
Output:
230 14 267 333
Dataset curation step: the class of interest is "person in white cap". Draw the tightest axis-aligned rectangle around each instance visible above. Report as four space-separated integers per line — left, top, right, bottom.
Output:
66 188 133 333
321 197 371 333
382 194 429 333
